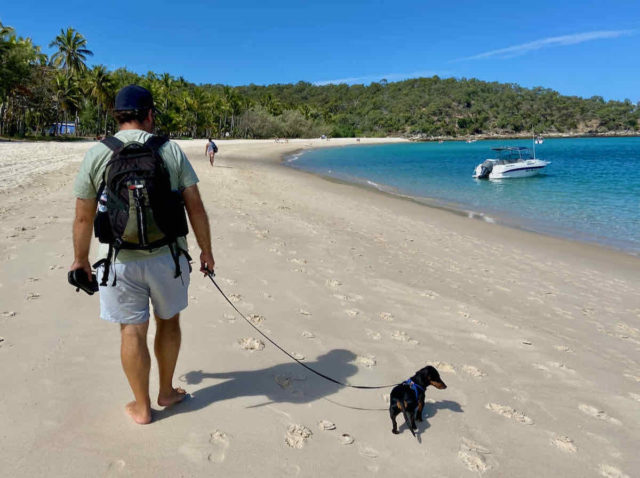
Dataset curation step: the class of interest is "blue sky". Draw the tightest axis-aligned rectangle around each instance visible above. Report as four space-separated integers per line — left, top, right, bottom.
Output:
3 1 640 101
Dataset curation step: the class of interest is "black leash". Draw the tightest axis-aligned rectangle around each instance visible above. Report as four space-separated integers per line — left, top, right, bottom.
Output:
205 271 398 390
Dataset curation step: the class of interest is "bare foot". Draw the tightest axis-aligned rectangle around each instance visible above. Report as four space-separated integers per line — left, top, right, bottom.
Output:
125 401 152 425
158 387 188 407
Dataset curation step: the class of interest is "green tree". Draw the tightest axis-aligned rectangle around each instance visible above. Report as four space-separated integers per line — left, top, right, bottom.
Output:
49 27 93 76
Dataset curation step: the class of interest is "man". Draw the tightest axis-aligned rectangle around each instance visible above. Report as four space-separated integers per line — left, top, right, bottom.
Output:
205 138 218 166
70 85 215 424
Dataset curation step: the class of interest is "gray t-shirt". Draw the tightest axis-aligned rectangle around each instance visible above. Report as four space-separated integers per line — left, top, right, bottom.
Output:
73 129 199 263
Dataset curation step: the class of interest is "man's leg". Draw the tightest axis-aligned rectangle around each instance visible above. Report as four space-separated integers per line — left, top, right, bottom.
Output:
121 321 152 424
155 313 187 406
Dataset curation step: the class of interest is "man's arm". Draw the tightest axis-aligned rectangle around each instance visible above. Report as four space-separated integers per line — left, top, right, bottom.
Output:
182 184 215 274
70 197 97 276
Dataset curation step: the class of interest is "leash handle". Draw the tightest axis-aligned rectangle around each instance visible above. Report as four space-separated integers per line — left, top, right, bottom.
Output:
205 272 398 390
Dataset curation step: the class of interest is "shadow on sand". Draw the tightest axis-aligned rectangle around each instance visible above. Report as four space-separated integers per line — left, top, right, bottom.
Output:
155 349 358 421
154 348 464 431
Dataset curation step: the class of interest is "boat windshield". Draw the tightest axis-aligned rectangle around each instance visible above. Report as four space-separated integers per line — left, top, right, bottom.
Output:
491 147 533 162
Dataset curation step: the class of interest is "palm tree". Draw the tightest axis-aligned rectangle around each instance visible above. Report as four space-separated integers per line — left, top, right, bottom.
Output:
86 65 113 135
49 28 93 76
52 72 80 135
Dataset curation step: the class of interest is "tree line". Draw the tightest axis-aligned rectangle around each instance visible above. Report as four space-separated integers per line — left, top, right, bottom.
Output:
1 22 638 139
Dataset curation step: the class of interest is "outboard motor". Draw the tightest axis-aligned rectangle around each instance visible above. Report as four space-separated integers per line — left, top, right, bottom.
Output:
474 160 493 179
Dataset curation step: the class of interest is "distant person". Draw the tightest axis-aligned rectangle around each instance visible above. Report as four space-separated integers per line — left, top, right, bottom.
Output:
71 85 215 425
205 138 218 166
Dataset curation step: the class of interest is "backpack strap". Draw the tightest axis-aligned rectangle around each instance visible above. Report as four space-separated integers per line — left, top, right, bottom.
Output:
101 136 125 152
92 240 122 287
143 135 169 154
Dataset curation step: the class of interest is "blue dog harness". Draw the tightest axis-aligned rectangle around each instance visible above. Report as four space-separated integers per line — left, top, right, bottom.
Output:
404 379 424 401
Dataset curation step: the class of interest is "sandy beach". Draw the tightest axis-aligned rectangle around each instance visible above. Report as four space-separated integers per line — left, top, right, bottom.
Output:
1 137 639 477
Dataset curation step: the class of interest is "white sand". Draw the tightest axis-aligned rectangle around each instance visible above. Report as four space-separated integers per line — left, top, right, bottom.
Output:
1 137 639 477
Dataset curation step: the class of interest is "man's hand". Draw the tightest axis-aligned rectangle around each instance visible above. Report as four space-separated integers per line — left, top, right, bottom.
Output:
200 250 215 275
70 258 92 278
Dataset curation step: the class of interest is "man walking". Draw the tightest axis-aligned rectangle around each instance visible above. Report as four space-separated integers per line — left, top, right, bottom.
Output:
70 85 214 424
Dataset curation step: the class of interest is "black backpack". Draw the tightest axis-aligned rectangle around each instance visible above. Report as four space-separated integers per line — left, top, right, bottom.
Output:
93 135 190 286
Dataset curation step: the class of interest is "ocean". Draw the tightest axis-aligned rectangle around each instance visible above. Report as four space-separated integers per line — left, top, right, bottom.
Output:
286 137 640 255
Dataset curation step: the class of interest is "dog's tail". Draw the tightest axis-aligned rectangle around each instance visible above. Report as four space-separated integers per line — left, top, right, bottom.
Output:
398 402 416 437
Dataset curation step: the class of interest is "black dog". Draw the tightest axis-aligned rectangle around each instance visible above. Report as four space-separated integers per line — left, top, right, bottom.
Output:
389 365 447 436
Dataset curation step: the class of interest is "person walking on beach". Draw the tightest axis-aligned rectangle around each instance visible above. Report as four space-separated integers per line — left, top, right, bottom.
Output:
205 138 218 166
70 85 215 424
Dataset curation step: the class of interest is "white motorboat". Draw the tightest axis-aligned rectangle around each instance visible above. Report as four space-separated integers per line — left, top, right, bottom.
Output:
473 147 550 179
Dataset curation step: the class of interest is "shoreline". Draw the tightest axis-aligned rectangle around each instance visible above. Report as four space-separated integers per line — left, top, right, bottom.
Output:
281 142 640 258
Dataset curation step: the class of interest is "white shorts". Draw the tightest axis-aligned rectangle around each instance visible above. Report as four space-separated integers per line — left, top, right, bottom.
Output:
97 253 191 325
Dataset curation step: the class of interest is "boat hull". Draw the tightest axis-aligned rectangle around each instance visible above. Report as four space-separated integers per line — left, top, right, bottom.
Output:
474 159 550 179
489 163 547 179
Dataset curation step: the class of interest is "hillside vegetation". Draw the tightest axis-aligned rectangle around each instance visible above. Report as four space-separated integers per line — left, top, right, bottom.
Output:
1 22 638 139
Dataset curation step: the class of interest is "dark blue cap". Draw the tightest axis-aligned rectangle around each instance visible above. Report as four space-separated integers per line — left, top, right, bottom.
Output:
114 85 154 111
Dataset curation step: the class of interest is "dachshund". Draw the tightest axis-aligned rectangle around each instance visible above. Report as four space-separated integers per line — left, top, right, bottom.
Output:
389 365 447 436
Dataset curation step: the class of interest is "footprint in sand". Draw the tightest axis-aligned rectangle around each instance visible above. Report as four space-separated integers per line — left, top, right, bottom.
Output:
365 329 382 341
325 279 342 289
431 361 456 374
299 309 312 316
263 292 275 301
248 314 265 327
472 333 495 344
486 403 534 425
379 312 394 322
419 290 439 300
358 446 379 458
599 464 630 478
629 393 640 402
238 337 265 351
623 372 640 383
285 424 312 449
345 309 360 318
461 365 486 378
458 438 493 473
356 354 376 368
291 352 305 360
551 434 577 453
301 331 315 339
390 330 419 344
339 433 354 445
318 420 336 431
228 294 242 303
1 311 17 319
208 430 230 463
555 345 574 353
26 292 40 300
578 404 621 425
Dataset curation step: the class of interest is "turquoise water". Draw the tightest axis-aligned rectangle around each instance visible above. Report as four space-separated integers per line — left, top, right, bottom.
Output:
286 138 640 255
